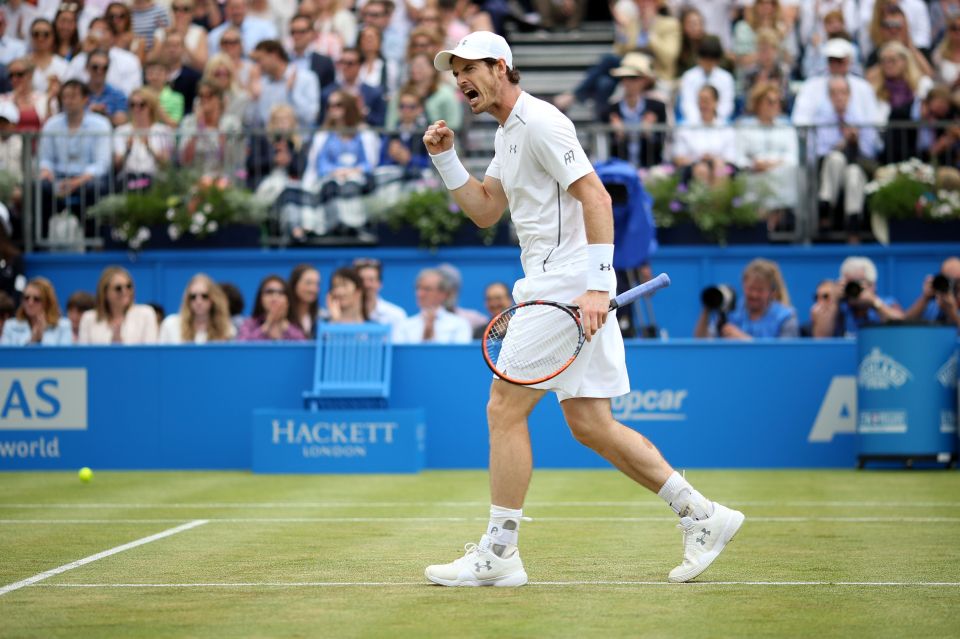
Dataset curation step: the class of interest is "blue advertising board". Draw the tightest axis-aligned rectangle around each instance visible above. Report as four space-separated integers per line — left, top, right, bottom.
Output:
252 408 425 473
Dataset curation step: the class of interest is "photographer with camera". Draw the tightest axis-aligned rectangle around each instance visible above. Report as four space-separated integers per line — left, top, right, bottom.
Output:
903 257 960 331
694 258 799 340
811 256 904 338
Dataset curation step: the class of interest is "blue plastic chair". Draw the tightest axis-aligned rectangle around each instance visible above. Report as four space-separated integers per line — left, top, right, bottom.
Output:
302 324 393 410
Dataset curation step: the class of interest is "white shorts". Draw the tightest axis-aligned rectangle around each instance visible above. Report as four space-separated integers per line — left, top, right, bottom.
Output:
510 265 630 402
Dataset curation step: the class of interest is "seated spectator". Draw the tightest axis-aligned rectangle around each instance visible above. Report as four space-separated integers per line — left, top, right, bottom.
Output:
813 76 881 238
113 88 174 191
159 273 235 343
736 82 799 230
27 18 69 98
66 17 142 98
236 274 307 341
1 0 37 42
298 0 356 59
385 52 460 131
105 2 148 62
739 28 792 104
801 10 862 79
1 57 55 131
862 0 932 63
320 47 386 127
0 291 15 336
675 6 706 77
53 5 81 62
673 85 737 186
0 11 27 67
917 85 960 164
207 0 277 58
792 39 882 127
353 257 408 327
399 25 444 88
202 53 252 124
286 13 335 92
437 262 488 333
731 0 797 71
250 38 318 130
37 79 112 239
325 266 369 324
392 267 472 344
379 89 430 176
357 24 399 95
678 36 735 124
144 56 184 126
154 0 209 72
288 263 321 338
903 256 960 329
553 0 680 116
933 13 960 88
215 26 261 98
78 266 159 344
863 4 933 77
473 281 513 339
0 276 73 345
248 103 309 191
177 80 244 181
219 281 245 332
870 41 934 162
601 52 667 168
802 279 837 337
84 49 129 127
694 258 799 340
65 290 95 342
811 256 904 338
159 31 201 117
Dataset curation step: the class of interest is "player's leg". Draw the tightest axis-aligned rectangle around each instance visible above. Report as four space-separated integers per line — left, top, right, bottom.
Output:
424 380 545 587
561 397 744 583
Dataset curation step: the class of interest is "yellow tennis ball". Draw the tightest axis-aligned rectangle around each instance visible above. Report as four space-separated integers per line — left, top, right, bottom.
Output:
78 467 93 483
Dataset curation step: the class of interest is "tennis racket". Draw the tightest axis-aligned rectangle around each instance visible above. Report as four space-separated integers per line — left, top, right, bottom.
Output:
482 272 671 386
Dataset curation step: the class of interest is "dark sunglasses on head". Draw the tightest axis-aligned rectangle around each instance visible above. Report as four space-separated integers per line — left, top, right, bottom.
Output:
189 292 210 301
112 283 133 293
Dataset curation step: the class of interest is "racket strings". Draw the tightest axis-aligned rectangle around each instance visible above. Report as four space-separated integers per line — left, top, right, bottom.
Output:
485 304 582 383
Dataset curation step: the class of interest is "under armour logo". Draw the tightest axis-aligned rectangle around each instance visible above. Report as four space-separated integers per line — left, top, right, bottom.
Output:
563 150 575 165
696 528 711 545
509 145 517 154
490 526 499 536
599 264 612 271
475 560 492 572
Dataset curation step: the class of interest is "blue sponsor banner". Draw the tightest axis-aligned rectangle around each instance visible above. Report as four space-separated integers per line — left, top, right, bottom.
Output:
857 326 958 460
0 339 917 471
252 409 425 473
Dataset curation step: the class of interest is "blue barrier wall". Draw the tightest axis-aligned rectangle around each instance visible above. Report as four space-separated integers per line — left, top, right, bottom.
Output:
24 244 957 338
1 340 864 470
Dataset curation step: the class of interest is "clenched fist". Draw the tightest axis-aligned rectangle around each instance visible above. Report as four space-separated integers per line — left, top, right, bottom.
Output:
423 120 455 155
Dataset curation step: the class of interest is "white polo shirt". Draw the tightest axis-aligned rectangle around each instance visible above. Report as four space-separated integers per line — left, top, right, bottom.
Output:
485 91 594 278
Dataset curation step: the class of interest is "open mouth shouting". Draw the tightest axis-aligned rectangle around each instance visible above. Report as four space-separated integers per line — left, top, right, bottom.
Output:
463 87 481 108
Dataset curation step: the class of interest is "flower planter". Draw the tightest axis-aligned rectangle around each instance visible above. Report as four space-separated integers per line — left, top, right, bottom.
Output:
656 222 768 246
101 223 262 251
887 219 960 243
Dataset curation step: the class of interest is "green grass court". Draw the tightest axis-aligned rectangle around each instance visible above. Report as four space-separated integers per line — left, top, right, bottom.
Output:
2 469 959 638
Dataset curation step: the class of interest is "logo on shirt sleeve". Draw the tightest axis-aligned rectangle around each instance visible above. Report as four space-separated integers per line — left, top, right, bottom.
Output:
563 149 575 165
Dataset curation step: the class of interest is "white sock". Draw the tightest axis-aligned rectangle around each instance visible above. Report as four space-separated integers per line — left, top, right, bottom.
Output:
657 472 714 520
482 504 522 557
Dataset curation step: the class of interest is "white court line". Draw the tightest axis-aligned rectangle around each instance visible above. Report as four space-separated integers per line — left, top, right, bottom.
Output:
2 500 960 509
0 519 208 597
28 580 960 588
2 516 960 524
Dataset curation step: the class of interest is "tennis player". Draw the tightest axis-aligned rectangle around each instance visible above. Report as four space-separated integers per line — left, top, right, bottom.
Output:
423 31 744 586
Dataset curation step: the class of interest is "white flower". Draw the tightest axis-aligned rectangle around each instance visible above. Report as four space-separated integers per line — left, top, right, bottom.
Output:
136 226 151 241
864 181 880 195
203 203 213 214
165 208 176 221
192 212 206 226
167 224 181 241
205 220 218 233
189 223 202 235
932 203 953 219
129 238 142 250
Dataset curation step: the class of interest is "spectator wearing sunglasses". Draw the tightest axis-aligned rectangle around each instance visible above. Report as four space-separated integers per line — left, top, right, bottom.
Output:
154 0 208 72
236 274 307 341
66 16 143 98
113 87 173 189
26 18 69 97
78 266 159 344
0 277 72 345
85 49 129 126
207 0 277 58
159 273 236 343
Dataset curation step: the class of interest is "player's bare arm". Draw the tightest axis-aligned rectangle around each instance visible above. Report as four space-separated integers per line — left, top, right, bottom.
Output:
567 171 615 340
424 119 508 228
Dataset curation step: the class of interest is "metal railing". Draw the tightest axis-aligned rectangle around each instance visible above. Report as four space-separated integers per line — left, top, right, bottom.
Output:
8 120 957 253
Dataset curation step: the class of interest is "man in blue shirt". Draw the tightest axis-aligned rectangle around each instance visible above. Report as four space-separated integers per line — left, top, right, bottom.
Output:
85 50 128 127
811 256 905 338
251 39 319 130
904 256 960 331
38 80 112 240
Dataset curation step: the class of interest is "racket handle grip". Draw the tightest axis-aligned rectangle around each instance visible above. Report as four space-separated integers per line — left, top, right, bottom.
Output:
609 273 671 310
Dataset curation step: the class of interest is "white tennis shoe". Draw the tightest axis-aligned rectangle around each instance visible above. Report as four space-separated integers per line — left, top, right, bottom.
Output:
425 540 528 587
668 502 745 583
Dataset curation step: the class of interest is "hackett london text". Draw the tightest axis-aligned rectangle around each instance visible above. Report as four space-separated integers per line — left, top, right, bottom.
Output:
271 419 399 446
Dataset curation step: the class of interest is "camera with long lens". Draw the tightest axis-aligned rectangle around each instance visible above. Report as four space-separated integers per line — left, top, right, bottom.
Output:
932 274 957 295
701 284 737 331
843 280 864 302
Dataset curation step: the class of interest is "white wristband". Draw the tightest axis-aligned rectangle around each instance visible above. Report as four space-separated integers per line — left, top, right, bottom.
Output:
429 146 470 191
586 244 615 292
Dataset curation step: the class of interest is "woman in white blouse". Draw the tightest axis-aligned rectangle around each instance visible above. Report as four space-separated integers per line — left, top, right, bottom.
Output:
113 88 173 189
78 266 158 344
0 277 73 345
159 273 235 344
736 81 799 229
673 84 737 186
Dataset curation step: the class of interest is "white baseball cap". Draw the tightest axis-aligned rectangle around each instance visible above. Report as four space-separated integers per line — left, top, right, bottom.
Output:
823 38 855 60
434 31 513 72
